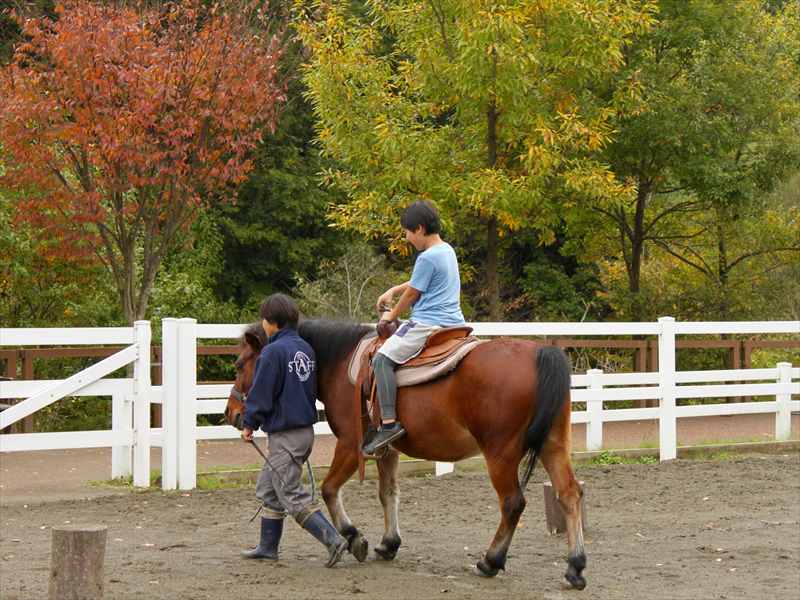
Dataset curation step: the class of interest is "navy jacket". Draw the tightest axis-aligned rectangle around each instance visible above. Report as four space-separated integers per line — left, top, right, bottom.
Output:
243 327 318 434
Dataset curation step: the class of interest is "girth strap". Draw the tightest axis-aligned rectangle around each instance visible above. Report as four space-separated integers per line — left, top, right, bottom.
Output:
354 368 367 482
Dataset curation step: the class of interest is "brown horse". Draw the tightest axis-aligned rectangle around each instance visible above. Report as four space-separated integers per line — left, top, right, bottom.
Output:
224 320 587 589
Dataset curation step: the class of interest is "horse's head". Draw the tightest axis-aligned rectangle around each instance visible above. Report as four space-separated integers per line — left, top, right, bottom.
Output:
224 323 267 430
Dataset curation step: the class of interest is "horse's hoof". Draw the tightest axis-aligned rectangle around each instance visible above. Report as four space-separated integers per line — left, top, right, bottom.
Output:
565 551 586 589
476 558 499 578
374 544 397 561
565 573 587 590
374 535 400 561
349 533 369 562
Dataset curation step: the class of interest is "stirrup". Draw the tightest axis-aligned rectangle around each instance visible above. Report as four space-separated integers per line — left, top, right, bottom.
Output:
362 424 405 456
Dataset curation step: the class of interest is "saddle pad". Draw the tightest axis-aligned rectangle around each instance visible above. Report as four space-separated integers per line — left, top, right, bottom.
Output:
347 333 485 388
348 332 378 384
396 339 484 387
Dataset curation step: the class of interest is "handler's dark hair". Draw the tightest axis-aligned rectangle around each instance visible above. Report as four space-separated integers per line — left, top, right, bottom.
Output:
260 293 299 329
401 200 441 235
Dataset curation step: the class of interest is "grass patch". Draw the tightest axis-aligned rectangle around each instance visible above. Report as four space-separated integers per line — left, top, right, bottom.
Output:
196 473 253 490
691 435 771 446
588 451 658 465
200 463 262 473
89 475 134 488
89 470 161 489
686 449 738 462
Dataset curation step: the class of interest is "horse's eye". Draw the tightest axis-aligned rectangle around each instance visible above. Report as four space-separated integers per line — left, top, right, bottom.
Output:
235 360 244 372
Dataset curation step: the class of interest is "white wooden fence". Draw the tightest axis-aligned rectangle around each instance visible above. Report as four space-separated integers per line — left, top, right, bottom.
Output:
1 317 798 490
0 322 153 486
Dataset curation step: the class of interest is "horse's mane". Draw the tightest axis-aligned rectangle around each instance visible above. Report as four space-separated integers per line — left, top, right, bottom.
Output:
298 319 372 371
241 322 268 348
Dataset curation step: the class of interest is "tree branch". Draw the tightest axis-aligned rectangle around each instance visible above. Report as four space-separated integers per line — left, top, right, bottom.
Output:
653 239 714 278
642 200 704 238
428 0 455 62
727 245 800 271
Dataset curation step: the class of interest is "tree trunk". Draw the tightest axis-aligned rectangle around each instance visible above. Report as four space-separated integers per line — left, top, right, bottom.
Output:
714 205 739 401
486 216 500 320
121 285 136 327
543 480 587 534
716 206 731 321
485 91 502 321
121 277 154 323
627 181 650 322
49 525 107 600
117 237 159 324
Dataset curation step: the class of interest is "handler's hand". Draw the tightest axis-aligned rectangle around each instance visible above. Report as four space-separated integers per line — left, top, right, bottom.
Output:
242 427 254 442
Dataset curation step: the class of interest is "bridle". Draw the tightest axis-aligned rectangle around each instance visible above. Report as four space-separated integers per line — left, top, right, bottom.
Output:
229 383 248 431
229 386 246 404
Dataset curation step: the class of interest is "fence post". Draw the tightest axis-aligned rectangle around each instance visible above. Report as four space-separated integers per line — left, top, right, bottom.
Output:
435 461 454 477
111 392 132 479
586 369 604 451
177 318 197 490
132 321 152 487
658 317 677 461
160 319 179 490
775 362 792 441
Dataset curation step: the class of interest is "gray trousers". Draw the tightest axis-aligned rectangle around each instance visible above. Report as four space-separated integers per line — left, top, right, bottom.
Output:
373 353 399 421
255 426 318 525
374 320 439 422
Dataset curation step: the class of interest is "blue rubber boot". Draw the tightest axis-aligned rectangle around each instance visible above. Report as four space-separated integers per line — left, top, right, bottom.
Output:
241 517 283 560
302 511 348 567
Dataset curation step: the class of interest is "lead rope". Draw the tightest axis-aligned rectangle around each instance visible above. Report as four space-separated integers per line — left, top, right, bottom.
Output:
246 437 317 522
235 383 318 519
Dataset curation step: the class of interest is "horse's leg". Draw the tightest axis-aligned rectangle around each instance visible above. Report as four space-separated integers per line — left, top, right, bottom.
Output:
540 441 587 590
321 439 369 562
476 450 527 577
374 448 402 560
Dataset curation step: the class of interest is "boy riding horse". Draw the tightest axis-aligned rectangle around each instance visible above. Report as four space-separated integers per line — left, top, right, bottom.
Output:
363 200 465 455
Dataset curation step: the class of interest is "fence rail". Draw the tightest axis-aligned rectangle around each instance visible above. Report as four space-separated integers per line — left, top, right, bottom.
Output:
0 327 135 346
1 317 798 490
3 333 798 433
0 322 151 485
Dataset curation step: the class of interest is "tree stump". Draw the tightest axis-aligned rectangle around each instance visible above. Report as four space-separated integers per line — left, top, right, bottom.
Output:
543 480 587 535
49 525 107 600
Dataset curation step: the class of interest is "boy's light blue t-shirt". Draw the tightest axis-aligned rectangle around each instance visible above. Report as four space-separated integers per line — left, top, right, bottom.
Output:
409 242 465 326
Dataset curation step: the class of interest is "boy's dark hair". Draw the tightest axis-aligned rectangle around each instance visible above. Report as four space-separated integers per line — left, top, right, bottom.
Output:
260 293 299 329
400 200 441 235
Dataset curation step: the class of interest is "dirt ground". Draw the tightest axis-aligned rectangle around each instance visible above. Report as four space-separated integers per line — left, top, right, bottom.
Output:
1 455 798 600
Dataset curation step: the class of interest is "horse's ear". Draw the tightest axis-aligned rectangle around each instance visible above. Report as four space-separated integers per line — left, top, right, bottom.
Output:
245 332 264 353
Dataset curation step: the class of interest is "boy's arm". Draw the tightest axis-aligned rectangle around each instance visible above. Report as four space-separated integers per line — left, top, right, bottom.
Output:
376 281 411 312
383 285 421 322
243 353 280 432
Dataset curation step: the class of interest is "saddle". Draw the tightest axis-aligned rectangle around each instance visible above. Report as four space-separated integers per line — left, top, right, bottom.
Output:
350 325 482 428
348 326 482 390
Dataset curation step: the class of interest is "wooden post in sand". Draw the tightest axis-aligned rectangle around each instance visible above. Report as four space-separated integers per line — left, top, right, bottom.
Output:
543 481 587 534
49 525 107 600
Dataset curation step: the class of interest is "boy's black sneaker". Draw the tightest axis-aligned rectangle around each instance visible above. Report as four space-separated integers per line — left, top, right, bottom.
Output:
362 422 406 456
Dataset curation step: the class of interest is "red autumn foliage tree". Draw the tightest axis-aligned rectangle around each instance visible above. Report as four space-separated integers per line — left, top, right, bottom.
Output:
0 1 285 323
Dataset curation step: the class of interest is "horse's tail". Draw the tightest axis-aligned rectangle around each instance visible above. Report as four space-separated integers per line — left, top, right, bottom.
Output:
519 345 572 488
